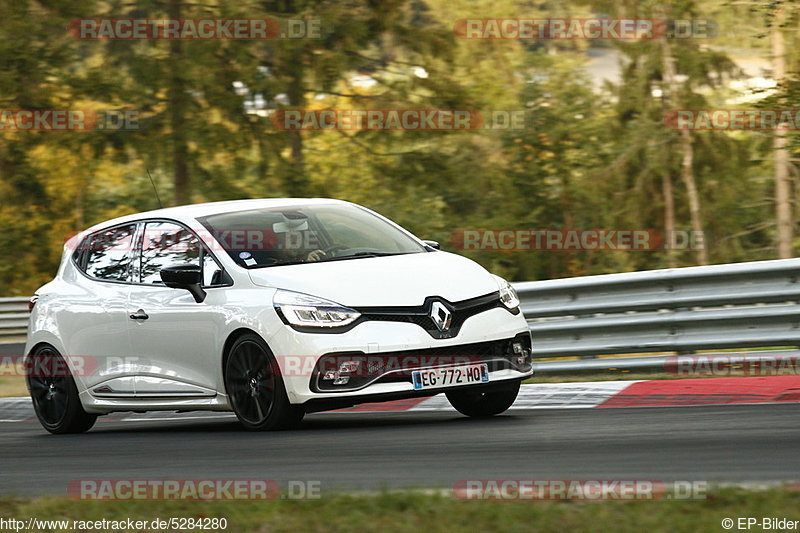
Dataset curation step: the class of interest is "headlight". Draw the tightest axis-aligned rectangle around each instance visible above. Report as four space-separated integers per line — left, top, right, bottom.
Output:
498 279 520 310
273 290 361 328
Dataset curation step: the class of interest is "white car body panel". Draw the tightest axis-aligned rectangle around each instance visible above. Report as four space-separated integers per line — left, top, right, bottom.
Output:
247 251 498 306
24 198 533 416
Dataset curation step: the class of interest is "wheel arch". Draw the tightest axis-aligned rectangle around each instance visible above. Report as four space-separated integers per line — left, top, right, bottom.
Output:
27 341 57 356
25 329 67 359
221 328 271 381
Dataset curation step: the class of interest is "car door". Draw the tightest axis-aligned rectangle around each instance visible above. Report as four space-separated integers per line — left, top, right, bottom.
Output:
66 223 138 397
126 220 226 397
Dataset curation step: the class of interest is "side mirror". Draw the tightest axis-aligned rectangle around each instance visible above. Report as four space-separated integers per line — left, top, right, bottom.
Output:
160 265 206 303
422 240 440 250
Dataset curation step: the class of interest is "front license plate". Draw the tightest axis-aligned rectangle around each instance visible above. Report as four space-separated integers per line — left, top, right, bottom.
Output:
412 364 489 391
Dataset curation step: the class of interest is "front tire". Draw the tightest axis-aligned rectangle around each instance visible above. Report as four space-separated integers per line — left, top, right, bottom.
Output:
224 334 304 431
446 380 521 417
26 345 97 434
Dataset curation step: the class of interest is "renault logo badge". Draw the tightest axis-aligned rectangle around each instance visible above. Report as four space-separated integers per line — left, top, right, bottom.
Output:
430 301 453 331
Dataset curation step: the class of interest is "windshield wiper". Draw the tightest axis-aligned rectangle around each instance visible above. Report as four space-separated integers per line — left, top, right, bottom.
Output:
249 251 418 268
249 260 309 268
314 252 380 263
317 251 417 262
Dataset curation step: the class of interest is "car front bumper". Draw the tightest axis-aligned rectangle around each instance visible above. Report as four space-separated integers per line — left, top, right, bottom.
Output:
266 306 533 406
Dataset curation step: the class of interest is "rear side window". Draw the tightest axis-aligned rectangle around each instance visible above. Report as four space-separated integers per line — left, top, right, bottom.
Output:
139 221 201 284
80 225 137 282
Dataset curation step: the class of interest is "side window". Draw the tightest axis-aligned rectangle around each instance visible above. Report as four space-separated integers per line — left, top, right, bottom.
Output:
201 251 225 287
83 225 137 282
139 221 200 284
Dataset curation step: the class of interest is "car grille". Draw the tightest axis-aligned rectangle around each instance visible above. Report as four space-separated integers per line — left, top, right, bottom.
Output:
356 291 514 339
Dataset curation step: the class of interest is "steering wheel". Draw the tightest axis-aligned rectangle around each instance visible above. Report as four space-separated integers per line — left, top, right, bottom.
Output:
321 244 350 257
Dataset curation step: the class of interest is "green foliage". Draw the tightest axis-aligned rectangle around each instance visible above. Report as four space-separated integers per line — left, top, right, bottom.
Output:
0 0 794 294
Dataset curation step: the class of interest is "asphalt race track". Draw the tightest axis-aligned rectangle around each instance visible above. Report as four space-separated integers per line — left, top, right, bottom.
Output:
1 404 799 497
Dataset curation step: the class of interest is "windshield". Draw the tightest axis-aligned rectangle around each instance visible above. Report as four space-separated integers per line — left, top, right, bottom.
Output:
197 203 427 268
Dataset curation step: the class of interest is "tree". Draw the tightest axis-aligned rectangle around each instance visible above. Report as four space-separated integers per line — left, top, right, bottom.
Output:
770 1 792 258
660 34 707 264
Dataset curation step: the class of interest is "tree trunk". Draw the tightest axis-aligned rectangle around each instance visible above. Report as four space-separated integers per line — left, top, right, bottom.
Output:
168 0 189 205
75 181 84 229
678 128 706 264
662 173 676 267
773 3 793 258
661 37 708 265
285 50 306 196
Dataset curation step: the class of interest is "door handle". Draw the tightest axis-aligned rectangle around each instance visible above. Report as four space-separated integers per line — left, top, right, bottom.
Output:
129 310 149 320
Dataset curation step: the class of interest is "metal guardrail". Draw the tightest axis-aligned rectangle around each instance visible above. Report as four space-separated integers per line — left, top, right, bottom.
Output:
0 297 29 339
518 258 800 360
532 349 800 374
4 258 800 368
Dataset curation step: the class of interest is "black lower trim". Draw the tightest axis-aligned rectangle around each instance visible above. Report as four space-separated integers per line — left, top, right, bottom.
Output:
302 377 525 414
311 333 533 393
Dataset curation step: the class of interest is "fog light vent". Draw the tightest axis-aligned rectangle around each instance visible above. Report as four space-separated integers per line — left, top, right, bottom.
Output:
332 375 350 385
512 342 530 365
339 361 360 373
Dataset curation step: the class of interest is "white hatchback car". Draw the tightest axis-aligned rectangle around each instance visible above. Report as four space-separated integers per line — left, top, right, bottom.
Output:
25 198 533 433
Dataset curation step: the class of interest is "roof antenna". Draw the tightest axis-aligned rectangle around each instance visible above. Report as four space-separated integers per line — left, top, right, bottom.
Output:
146 169 164 209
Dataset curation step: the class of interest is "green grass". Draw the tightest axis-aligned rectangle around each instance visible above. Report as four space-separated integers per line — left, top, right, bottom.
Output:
0 487 798 532
0 375 27 397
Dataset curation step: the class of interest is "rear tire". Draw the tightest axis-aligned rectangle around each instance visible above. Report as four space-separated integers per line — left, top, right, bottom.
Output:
224 334 304 431
26 345 97 434
446 380 521 417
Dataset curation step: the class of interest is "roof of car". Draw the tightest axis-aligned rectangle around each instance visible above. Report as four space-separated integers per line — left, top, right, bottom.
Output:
81 198 348 235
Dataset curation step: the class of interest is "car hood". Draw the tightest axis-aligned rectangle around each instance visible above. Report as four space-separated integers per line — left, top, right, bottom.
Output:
247 251 499 307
